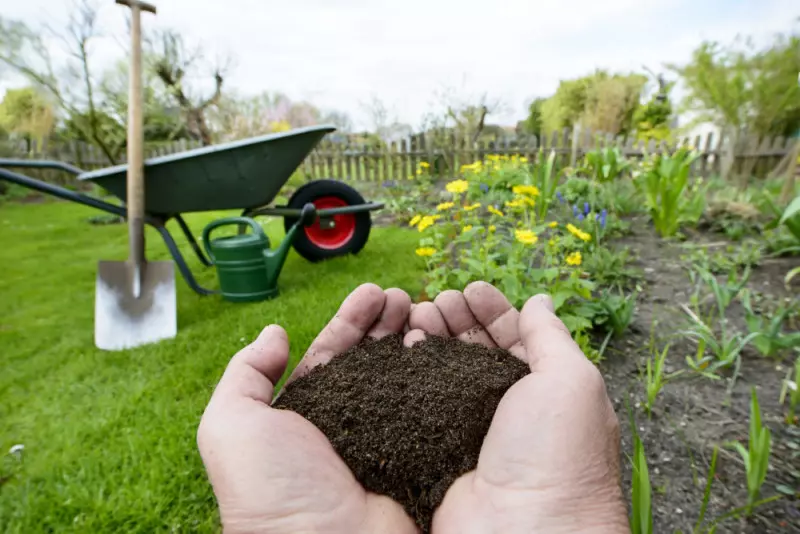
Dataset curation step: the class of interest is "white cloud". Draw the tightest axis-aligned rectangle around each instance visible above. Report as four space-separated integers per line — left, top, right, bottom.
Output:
0 0 796 129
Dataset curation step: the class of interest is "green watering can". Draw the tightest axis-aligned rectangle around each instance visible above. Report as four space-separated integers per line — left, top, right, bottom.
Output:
202 204 316 302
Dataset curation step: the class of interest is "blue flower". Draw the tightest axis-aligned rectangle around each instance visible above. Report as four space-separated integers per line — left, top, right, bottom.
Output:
576 213 585 222
556 191 565 203
584 202 590 215
479 183 489 193
382 180 396 188
572 205 579 217
598 208 608 229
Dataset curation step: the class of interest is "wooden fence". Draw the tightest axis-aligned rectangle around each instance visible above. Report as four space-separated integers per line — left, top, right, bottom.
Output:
1 128 795 184
301 129 796 182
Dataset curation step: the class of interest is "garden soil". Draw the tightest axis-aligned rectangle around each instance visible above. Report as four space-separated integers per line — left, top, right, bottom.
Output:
273 334 529 532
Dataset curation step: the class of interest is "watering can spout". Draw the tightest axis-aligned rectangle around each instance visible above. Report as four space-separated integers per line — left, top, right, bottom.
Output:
263 203 317 287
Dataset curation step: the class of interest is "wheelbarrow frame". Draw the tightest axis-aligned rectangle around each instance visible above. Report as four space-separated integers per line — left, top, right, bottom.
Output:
0 160 382 296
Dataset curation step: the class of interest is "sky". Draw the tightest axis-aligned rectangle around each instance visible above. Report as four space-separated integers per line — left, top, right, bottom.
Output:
0 0 796 130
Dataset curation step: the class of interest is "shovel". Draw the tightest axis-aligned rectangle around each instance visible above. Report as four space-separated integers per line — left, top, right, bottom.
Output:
95 0 176 351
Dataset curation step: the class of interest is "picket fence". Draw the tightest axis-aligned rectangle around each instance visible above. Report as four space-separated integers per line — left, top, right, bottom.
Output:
1 127 795 184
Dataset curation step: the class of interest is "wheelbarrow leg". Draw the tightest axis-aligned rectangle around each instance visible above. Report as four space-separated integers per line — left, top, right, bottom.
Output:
153 224 217 296
173 214 212 266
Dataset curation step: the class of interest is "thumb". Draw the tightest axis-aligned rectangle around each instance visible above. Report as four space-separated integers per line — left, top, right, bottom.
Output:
519 294 587 373
211 324 290 406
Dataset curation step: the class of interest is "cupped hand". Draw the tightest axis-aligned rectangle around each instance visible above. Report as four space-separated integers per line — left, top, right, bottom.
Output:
408 282 629 534
198 284 420 534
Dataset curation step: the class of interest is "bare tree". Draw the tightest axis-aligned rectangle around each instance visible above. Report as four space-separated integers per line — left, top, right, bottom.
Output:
149 30 228 146
0 1 124 163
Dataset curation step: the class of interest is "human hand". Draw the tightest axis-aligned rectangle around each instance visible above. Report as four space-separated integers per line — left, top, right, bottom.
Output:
198 284 420 534
407 282 629 534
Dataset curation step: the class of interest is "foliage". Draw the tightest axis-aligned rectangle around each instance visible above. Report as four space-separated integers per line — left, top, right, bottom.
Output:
727 388 772 516
742 291 800 358
0 86 54 144
634 77 673 142
582 146 631 182
582 246 638 286
539 70 647 135
670 32 800 138
644 343 669 417
595 290 637 338
681 242 762 275
630 415 653 534
780 357 800 425
414 156 610 338
634 147 702 237
693 446 719 534
521 97 545 137
778 193 800 244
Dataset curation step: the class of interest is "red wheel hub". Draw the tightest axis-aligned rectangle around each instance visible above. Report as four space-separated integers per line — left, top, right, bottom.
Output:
304 196 356 249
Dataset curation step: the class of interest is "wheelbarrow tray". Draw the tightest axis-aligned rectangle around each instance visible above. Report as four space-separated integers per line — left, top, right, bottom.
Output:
78 125 335 214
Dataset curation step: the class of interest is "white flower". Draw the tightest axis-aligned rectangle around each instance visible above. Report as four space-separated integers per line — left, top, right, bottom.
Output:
9 444 24 455
787 380 798 392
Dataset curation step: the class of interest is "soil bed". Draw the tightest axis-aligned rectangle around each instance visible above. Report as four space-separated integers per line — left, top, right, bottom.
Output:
274 334 528 532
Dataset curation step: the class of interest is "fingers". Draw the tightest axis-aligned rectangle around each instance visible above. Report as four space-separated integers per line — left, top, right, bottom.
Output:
519 294 586 373
287 284 411 383
366 288 411 339
434 290 497 347
464 281 526 361
403 328 427 347
408 301 448 336
210 325 290 405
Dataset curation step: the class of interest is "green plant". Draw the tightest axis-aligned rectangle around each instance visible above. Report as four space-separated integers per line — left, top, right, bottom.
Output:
778 193 800 243
682 304 759 390
582 246 638 285
693 446 719 534
742 291 800 358
728 388 772 516
630 415 653 534
634 147 701 237
688 265 750 324
595 289 637 337
532 149 559 220
779 356 800 425
582 146 631 182
644 343 669 416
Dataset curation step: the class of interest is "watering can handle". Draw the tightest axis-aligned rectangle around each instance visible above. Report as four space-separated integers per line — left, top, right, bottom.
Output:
201 217 266 264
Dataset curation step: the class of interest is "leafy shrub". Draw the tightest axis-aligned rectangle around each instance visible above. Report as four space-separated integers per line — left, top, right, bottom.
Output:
582 146 631 182
634 147 702 237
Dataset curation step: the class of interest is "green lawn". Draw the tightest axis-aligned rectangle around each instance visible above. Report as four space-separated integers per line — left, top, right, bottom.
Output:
0 200 423 532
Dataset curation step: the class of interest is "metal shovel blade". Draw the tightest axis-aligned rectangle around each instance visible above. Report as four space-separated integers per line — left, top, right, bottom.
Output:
95 260 177 351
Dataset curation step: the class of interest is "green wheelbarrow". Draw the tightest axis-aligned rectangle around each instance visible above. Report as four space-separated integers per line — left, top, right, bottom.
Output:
0 125 383 297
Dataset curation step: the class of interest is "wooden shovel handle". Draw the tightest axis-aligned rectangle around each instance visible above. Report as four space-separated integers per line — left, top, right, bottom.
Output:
116 0 157 14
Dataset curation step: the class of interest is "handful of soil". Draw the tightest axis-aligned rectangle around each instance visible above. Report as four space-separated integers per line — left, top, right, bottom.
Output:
273 334 529 532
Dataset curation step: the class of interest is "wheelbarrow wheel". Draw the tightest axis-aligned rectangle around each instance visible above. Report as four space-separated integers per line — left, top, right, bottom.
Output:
284 179 371 262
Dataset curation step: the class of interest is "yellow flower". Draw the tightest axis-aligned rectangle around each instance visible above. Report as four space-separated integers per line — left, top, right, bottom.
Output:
462 225 473 233
488 225 496 233
488 206 505 217
548 221 558 228
520 157 528 163
419 161 430 169
436 202 454 211
514 229 538 245
566 223 592 242
548 239 556 247
446 179 469 194
566 251 582 266
409 215 422 227
463 202 481 211
415 247 436 257
505 199 523 209
512 185 540 197
417 215 437 232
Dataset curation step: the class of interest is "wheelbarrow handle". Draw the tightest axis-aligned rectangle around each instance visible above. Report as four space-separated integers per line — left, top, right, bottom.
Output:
201 217 266 264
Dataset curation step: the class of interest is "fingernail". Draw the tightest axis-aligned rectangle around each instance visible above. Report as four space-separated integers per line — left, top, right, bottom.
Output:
534 294 555 313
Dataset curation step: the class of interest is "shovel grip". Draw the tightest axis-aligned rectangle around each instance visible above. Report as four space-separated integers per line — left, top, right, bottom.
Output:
202 217 266 264
116 0 157 14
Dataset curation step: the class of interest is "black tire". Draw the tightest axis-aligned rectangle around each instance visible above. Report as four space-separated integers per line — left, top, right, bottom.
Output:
284 179 372 262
